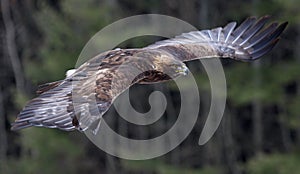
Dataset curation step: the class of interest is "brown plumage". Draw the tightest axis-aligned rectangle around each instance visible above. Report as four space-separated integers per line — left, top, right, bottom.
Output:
11 16 288 132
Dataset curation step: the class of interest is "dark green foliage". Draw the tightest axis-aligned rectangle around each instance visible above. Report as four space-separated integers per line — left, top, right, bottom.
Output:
246 153 300 174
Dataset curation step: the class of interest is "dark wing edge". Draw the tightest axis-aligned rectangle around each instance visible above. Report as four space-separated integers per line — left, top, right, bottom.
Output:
148 16 288 62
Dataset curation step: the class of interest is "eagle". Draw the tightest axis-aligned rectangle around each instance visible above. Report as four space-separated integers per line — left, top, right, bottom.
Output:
11 16 287 133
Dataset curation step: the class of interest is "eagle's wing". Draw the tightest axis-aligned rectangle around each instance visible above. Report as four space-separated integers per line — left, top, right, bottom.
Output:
147 16 287 62
11 50 153 132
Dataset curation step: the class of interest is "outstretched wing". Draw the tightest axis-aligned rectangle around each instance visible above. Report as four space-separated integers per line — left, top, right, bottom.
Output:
147 16 288 62
11 49 152 132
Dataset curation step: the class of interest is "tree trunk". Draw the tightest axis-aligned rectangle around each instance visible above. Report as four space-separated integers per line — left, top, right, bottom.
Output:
279 99 292 151
198 0 209 27
252 55 263 154
296 24 300 147
1 0 25 92
222 109 241 174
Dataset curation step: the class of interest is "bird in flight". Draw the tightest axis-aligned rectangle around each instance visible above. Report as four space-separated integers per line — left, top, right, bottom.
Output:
11 16 288 133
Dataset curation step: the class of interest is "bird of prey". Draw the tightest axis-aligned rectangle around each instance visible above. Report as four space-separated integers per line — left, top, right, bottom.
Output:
11 16 288 133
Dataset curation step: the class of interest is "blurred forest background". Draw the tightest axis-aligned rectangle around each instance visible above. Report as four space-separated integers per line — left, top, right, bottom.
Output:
0 0 299 173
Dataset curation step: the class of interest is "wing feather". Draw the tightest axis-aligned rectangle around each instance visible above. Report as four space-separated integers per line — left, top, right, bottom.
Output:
238 15 271 46
11 80 76 131
223 22 237 43
148 16 287 62
230 16 257 44
244 22 279 49
250 22 288 53
11 49 154 133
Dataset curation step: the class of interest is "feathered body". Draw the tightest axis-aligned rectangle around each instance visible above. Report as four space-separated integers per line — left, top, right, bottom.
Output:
11 16 287 132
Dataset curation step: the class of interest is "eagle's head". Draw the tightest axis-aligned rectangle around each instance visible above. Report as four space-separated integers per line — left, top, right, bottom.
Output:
152 54 189 79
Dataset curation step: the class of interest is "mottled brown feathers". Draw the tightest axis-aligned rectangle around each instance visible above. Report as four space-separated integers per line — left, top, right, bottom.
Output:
36 80 63 94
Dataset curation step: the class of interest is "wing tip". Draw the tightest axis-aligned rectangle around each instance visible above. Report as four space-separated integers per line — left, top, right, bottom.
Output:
11 121 32 131
232 16 288 61
280 21 289 31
